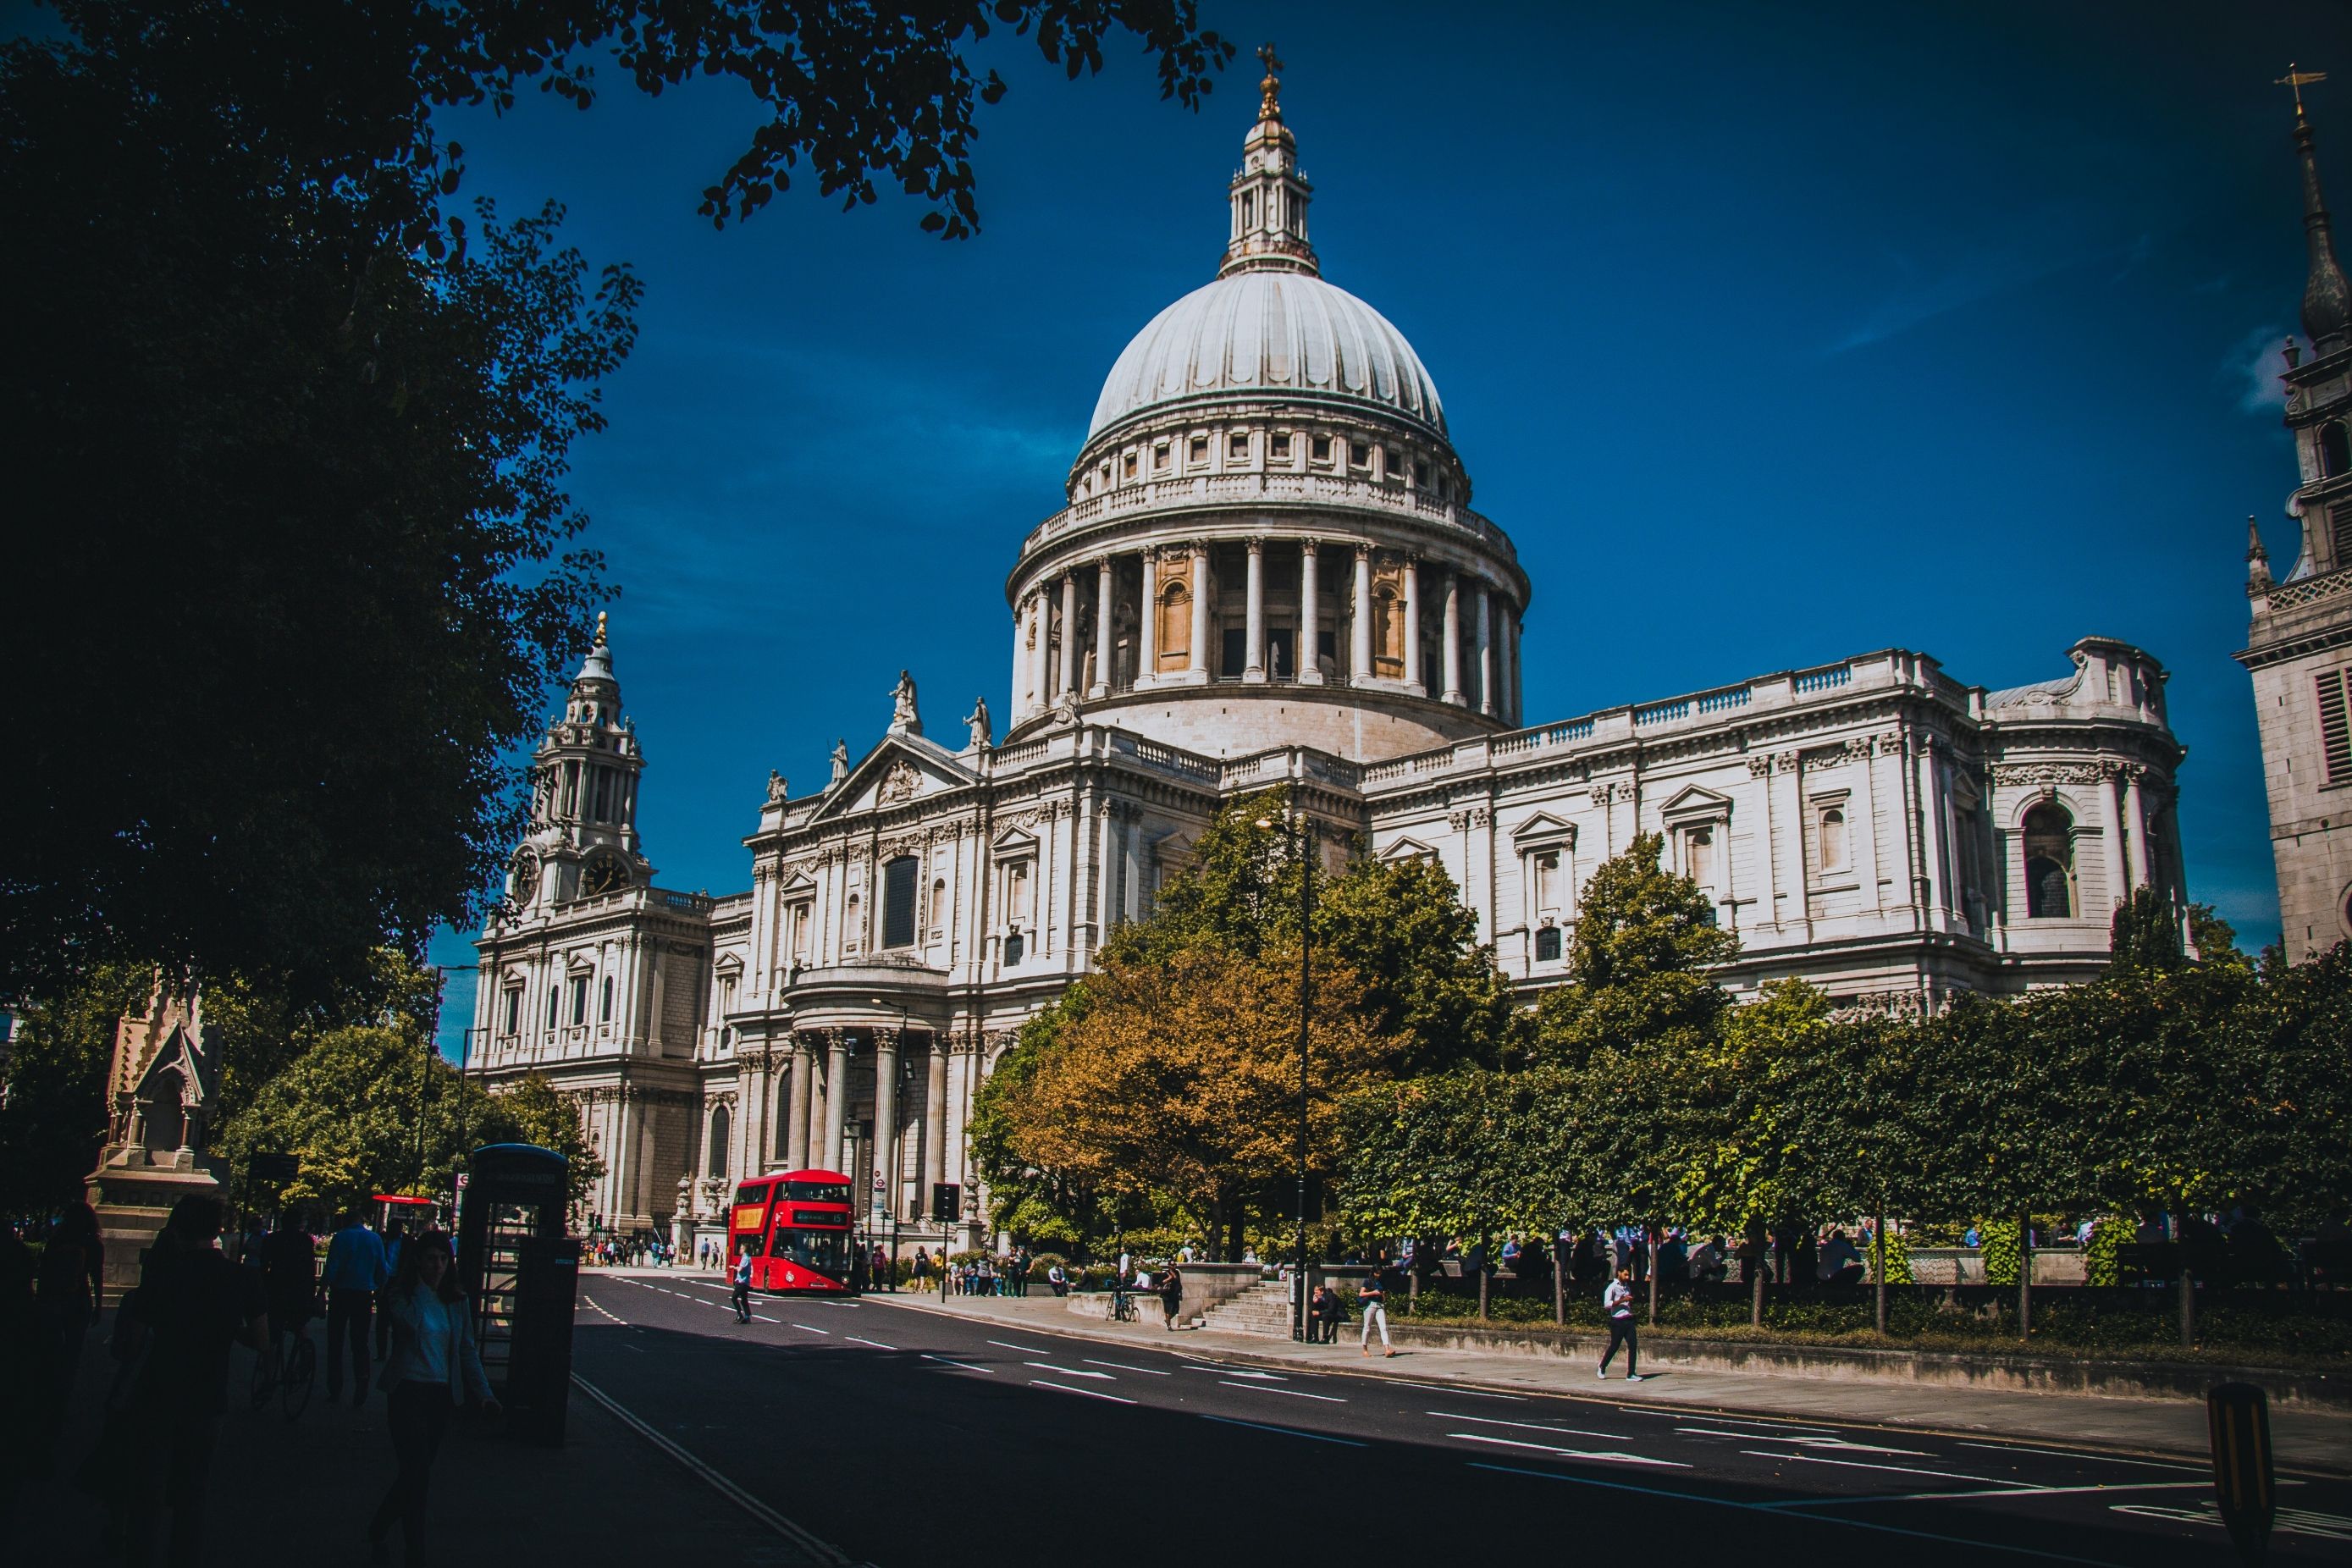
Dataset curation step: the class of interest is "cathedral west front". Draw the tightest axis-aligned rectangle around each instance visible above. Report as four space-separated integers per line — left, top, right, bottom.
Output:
473 63 2187 1251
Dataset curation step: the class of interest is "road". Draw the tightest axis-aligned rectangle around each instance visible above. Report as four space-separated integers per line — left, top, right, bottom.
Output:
572 1274 2350 1566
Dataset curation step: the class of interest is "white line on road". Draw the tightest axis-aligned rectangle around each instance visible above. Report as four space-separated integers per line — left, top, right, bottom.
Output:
788 1323 832 1335
1383 1379 1527 1400
1681 1428 1929 1455
1082 1358 1172 1376
570 1375 856 1567
921 1354 993 1373
1433 1411 1642 1442
1189 1365 1285 1381
1620 1409 1839 1434
1771 1480 2213 1510
844 1336 896 1350
987 1339 1051 1354
1220 1380 1345 1402
1450 1432 1689 1467
1024 1362 1113 1380
1030 1378 1137 1405
1740 1449 2002 1483
582 1297 628 1324
1953 1442 2202 1471
1464 1464 2122 1565
1201 1414 1366 1447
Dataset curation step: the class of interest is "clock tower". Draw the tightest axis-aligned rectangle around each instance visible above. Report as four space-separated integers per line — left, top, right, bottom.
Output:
508 612 653 910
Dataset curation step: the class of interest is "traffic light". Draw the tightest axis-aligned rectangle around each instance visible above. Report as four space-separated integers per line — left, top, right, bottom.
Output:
930 1183 961 1223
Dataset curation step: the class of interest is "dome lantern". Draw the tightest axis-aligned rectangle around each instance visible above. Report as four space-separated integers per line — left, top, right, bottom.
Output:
1220 44 1317 279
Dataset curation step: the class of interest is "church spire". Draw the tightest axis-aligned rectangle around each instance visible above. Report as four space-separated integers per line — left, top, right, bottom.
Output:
2283 66 2352 354
2247 515 2273 592
1219 44 1318 278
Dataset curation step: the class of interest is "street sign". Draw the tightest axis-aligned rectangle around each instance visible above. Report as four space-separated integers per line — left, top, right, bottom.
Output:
930 1182 961 1223
2207 1381 2275 1565
247 1152 298 1184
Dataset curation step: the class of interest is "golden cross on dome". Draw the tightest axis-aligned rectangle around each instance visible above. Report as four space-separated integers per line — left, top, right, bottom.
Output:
595 610 609 646
1258 41 1284 117
2279 63 2327 119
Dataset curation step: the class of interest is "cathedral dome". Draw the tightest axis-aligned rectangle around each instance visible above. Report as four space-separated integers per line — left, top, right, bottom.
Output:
1087 269 1446 442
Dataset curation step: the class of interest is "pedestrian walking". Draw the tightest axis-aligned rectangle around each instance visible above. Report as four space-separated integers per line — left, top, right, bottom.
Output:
321 1209 389 1405
367 1231 498 1568
113 1195 269 1568
731 1248 753 1323
1598 1266 1643 1381
260 1208 317 1372
34 1202 105 1467
1158 1263 1184 1330
1358 1264 1394 1356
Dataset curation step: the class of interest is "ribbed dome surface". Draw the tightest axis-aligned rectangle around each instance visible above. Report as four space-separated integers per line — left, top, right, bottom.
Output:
1088 270 1445 440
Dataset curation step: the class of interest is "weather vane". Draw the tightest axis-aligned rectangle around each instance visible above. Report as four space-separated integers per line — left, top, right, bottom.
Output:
1258 41 1284 117
2278 63 2327 119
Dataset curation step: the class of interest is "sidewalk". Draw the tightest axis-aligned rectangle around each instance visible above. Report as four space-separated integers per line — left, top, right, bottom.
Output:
19 1315 847 1568
874 1288 2352 1477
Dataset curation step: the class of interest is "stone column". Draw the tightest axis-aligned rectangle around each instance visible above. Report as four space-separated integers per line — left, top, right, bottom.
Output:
871 1029 898 1229
1400 555 1423 694
1475 582 1495 717
1243 537 1267 682
1056 572 1079 700
786 1035 814 1169
1350 545 1373 683
1440 571 1463 704
1025 593 1048 718
1298 538 1323 684
1008 605 1027 719
822 1030 848 1173
1187 543 1211 682
923 1038 948 1215
1917 746 1948 924
2123 767 2150 889
2101 767 2131 909
1090 559 1114 698
1505 605 1521 725
1138 551 1158 686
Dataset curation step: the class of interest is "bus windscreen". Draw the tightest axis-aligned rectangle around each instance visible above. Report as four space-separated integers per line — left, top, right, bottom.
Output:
783 1179 851 1204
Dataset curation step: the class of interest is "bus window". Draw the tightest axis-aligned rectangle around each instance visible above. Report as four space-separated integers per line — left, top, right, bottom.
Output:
783 1179 851 1204
770 1228 851 1280
733 1180 773 1207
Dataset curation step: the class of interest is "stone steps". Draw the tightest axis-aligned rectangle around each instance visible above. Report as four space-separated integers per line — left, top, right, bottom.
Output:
1195 1278 1300 1337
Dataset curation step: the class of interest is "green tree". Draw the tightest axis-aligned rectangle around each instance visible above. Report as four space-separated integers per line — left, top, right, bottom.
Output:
2109 887 2185 973
2186 902 2249 969
3 1 1228 1002
1531 832 1737 1067
480 1074 605 1207
0 966 149 1216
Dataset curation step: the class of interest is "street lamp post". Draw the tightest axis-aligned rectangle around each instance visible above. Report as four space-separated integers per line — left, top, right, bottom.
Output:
1256 805 1315 1343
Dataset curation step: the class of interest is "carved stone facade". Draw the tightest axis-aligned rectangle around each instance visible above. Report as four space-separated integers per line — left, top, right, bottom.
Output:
475 79 2186 1252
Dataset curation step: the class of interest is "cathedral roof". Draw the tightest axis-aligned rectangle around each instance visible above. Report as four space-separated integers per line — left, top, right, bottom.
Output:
1087 270 1447 442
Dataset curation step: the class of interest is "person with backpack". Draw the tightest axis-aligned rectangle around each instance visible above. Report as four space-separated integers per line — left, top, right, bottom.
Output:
731 1248 754 1323
1157 1263 1184 1330
1599 1265 1644 1381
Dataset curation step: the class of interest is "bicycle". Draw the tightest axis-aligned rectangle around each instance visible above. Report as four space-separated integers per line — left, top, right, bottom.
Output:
1111 1288 1137 1323
249 1327 317 1420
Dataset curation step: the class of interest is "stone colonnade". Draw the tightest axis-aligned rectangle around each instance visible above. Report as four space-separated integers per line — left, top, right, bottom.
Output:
1010 536 1521 725
748 1026 958 1230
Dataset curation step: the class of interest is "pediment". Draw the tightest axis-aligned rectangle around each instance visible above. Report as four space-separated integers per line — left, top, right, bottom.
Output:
713 952 744 976
991 824 1040 856
1659 785 1733 823
1510 812 1576 847
1379 835 1438 864
135 1024 210 1106
814 734 976 820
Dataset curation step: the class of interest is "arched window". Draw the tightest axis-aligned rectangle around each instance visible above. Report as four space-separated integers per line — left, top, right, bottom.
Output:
930 878 948 940
1534 925 1562 963
707 1104 731 1179
2323 421 2350 478
1372 584 1403 678
1819 807 1848 873
144 1066 185 1153
881 855 919 949
1004 930 1025 966
844 894 861 953
1157 583 1190 670
2022 803 2075 919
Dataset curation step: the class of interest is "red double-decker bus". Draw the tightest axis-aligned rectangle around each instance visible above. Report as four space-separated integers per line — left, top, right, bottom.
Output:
729 1168 857 1292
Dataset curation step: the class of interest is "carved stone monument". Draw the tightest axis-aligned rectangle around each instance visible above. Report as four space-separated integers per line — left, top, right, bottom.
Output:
86 979 225 1287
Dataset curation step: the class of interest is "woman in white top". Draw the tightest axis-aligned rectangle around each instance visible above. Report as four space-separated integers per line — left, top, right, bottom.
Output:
367 1231 498 1566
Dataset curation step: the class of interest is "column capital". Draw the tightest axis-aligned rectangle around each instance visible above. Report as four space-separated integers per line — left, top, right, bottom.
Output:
1246 535 1266 554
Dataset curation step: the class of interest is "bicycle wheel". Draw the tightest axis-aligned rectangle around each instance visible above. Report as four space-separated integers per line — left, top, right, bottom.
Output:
248 1343 276 1411
280 1333 315 1420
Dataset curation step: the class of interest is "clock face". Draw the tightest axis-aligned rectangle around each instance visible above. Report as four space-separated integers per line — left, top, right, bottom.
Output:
581 851 630 897
510 848 540 907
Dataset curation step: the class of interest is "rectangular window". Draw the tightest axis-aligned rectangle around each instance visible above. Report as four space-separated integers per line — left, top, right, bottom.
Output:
1311 434 1333 463
570 975 588 1025
1229 433 1251 460
2333 506 2352 570
545 986 558 1030
1534 925 1562 963
1123 452 1137 479
881 855 919 949
1189 435 1208 463
503 990 520 1035
1152 441 1170 471
1270 433 1292 460
1223 626 1248 677
2321 670 2352 783
600 975 614 1022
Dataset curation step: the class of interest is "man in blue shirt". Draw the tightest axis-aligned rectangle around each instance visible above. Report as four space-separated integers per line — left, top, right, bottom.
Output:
321 1208 388 1405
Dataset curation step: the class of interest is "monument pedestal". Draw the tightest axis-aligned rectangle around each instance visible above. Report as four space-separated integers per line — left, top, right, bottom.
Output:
86 981 224 1288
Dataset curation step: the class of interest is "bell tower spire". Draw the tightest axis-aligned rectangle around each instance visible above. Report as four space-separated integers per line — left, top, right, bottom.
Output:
1219 44 1318 278
2283 65 2352 354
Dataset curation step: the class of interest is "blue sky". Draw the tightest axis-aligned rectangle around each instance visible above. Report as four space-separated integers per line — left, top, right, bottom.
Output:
161 1 2330 1048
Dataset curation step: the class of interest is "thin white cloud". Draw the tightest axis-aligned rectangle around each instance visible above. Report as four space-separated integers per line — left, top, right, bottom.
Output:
2231 323 2292 415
